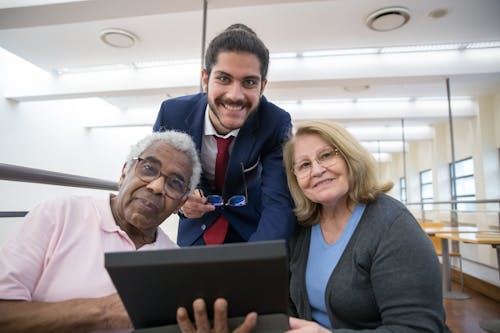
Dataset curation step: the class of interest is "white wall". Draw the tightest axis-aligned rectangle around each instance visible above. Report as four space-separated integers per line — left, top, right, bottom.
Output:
0 48 180 243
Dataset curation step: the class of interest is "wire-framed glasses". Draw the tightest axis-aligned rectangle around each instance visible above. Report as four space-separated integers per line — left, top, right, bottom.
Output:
293 147 340 179
133 157 189 200
206 163 248 207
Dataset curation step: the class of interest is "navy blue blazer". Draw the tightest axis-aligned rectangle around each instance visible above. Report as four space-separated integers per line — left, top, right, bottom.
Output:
153 93 296 246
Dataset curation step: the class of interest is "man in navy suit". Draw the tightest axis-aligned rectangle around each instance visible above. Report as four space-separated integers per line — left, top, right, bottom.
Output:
153 24 296 246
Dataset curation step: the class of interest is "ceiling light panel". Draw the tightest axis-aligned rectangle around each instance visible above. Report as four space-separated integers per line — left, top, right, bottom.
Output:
283 97 476 121
361 141 407 153
52 40 500 75
381 43 463 53
302 48 379 57
347 126 434 141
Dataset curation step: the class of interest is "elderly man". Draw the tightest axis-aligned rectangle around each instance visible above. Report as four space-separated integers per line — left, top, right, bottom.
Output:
0 130 201 333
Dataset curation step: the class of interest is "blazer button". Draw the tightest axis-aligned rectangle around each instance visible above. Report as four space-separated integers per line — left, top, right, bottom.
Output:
201 224 206 230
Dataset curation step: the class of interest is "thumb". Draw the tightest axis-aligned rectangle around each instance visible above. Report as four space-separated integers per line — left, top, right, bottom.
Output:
289 317 311 329
234 312 257 333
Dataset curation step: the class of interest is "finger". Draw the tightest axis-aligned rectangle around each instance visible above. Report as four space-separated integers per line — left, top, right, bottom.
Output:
177 307 196 333
183 206 214 218
213 298 229 333
187 193 207 204
182 196 214 217
193 298 211 333
194 201 215 211
288 316 308 329
287 317 321 333
234 312 257 333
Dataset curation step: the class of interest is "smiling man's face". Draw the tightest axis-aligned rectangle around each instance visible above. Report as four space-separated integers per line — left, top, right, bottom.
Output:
203 51 267 135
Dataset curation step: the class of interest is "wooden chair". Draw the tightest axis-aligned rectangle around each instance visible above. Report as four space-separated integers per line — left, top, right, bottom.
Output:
418 221 464 291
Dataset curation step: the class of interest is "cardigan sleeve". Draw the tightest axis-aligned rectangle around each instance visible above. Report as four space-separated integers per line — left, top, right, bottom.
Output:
334 209 448 333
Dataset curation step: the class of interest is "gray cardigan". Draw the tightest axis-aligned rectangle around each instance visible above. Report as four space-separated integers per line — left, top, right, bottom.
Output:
288 194 450 333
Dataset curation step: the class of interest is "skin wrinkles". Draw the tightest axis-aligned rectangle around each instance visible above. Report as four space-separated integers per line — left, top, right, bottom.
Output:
111 141 192 248
294 134 350 210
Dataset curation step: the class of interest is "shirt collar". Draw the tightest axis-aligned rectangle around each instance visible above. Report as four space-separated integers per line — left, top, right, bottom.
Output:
203 104 240 138
100 194 121 233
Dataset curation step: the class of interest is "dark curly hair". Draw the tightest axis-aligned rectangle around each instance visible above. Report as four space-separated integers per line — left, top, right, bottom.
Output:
204 23 269 80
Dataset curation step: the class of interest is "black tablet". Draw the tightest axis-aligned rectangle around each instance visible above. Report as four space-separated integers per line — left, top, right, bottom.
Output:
105 240 289 332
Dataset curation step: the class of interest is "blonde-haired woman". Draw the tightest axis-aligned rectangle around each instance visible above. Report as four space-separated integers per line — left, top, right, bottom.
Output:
284 121 449 332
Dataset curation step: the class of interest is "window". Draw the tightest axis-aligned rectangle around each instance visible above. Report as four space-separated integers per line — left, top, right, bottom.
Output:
420 169 433 211
399 177 406 204
450 157 476 210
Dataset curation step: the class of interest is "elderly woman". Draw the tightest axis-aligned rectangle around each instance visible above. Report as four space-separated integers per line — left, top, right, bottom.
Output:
283 120 449 332
175 121 450 333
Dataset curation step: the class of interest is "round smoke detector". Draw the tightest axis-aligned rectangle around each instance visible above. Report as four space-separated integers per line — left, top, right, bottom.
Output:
366 7 411 32
100 28 138 48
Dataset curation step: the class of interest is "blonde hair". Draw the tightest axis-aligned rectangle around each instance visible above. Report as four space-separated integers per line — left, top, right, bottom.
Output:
283 121 393 226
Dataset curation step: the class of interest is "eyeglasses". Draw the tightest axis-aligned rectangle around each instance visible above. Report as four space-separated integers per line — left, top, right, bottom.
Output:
133 157 189 200
205 163 248 207
293 147 340 179
206 194 246 207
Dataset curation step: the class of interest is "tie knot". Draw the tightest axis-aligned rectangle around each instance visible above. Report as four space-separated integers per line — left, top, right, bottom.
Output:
214 135 234 152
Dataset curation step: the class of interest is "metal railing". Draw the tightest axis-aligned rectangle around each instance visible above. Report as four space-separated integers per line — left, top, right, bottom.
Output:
0 163 118 218
406 198 500 227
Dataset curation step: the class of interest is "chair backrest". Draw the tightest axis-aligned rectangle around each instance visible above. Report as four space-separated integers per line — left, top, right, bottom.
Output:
418 221 445 254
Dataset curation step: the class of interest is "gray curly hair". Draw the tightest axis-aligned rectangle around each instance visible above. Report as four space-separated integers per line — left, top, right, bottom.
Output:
125 131 201 194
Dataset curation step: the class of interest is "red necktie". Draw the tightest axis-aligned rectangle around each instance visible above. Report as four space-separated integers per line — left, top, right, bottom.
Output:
203 136 234 245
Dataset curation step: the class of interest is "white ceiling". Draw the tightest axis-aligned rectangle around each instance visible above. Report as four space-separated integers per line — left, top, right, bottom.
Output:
1 0 500 153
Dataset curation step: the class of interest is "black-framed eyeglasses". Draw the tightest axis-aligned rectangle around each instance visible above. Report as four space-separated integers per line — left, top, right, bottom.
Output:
205 163 248 207
133 157 189 200
293 146 340 179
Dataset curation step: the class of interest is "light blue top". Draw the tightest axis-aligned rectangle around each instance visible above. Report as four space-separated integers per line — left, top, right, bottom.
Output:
305 204 366 328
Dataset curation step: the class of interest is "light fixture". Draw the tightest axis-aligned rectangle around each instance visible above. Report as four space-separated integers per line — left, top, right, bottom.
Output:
133 59 200 69
466 41 500 49
366 7 411 32
279 96 476 121
54 40 500 75
380 43 463 54
270 52 299 59
100 28 138 48
302 48 378 57
55 63 131 75
85 123 152 130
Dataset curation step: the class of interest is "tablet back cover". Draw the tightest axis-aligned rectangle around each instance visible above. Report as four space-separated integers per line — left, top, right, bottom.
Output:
105 240 289 329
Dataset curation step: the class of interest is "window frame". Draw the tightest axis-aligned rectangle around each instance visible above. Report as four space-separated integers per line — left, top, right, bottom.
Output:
419 169 433 211
449 157 476 211
399 177 406 204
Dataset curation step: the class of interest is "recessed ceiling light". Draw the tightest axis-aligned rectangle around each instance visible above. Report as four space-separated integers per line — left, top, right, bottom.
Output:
366 7 411 32
100 28 138 48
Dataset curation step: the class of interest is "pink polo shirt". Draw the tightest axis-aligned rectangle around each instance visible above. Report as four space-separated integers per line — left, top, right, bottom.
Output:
0 195 177 302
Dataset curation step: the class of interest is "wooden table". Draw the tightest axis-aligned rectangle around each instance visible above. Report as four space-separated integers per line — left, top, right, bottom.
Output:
435 232 500 276
422 227 478 300
422 226 478 236
435 232 500 300
436 232 500 332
